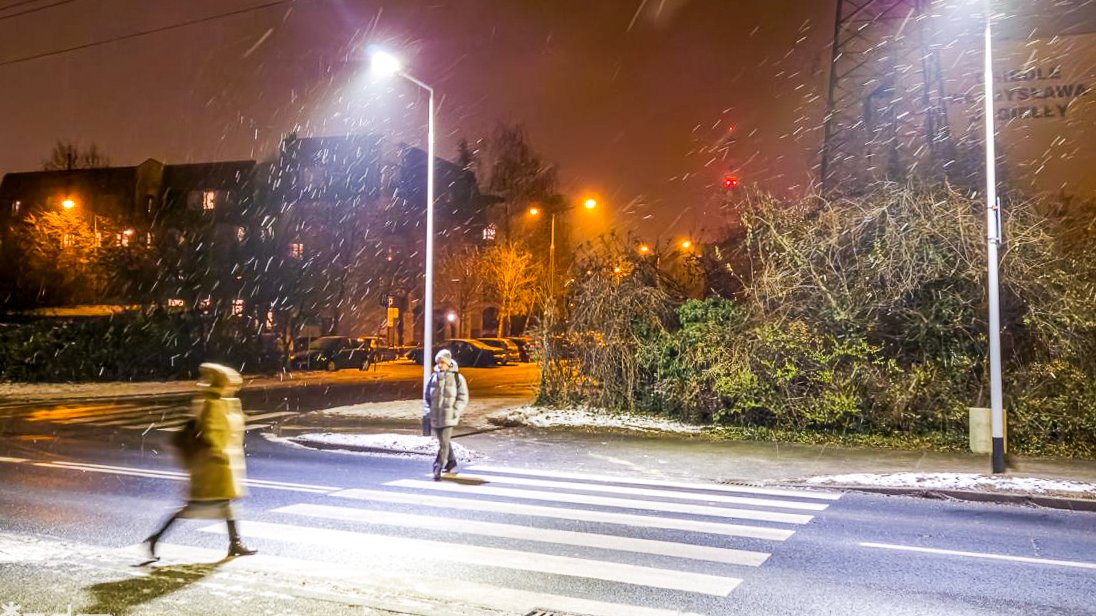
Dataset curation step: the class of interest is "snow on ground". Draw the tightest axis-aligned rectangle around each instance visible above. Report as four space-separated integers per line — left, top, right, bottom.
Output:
805 472 1096 499
496 405 705 434
269 432 483 464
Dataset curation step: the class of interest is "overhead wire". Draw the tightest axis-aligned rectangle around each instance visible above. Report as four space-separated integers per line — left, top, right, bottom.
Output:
0 0 290 68
0 0 80 21
0 0 57 12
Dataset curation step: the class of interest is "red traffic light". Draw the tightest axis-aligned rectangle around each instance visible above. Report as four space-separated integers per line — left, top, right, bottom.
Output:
723 175 739 189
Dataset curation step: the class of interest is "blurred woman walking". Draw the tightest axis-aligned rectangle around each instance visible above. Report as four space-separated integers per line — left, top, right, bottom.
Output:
144 362 257 560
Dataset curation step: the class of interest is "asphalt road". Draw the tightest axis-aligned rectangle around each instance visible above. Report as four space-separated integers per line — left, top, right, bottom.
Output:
0 403 1093 616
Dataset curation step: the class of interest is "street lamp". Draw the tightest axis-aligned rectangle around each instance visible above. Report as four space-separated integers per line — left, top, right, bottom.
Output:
979 0 1006 473
528 197 598 300
371 48 437 392
61 198 76 210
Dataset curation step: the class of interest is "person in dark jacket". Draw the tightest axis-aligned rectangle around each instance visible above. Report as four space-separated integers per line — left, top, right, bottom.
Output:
143 363 257 560
424 349 469 481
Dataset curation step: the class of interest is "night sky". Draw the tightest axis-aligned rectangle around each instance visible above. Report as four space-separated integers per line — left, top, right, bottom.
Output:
1 1 838 238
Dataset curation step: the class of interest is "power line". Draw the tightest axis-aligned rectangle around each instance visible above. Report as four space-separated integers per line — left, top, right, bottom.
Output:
0 0 80 22
0 0 290 68
0 0 55 12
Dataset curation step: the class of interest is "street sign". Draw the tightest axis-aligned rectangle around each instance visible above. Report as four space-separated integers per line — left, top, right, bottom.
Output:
386 307 399 327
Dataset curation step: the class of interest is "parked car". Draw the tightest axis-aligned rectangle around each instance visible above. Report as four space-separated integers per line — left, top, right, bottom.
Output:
477 337 523 364
290 336 372 371
506 336 533 362
405 338 507 367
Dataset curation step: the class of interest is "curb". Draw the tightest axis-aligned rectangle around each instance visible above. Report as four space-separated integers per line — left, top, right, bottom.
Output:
793 483 1096 512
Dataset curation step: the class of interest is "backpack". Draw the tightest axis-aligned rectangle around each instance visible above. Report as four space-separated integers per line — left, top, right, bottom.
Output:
171 417 207 462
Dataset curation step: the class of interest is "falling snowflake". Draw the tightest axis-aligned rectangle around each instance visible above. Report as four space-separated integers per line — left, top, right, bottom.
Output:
0 602 21 616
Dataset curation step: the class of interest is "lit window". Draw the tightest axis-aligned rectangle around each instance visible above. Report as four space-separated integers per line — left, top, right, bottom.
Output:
167 298 185 308
61 233 75 248
288 242 304 259
232 299 245 316
202 191 216 211
483 223 497 241
236 226 246 242
11 201 20 215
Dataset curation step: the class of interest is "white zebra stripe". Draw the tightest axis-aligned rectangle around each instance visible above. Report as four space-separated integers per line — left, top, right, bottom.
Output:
332 487 795 540
276 503 771 566
197 520 742 596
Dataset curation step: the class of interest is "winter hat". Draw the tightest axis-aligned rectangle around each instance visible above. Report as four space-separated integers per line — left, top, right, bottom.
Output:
434 349 453 364
197 363 243 396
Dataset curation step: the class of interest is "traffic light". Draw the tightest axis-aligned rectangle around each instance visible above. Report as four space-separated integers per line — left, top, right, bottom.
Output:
723 175 740 190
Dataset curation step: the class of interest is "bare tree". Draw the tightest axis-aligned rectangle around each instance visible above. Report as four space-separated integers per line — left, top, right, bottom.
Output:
482 241 539 336
437 244 485 338
43 140 110 171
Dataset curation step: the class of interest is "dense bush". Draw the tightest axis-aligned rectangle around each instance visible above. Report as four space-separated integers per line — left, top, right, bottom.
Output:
0 310 262 382
543 186 1096 457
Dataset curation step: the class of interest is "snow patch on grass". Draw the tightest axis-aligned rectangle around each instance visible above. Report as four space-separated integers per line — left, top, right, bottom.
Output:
805 472 1096 499
495 405 705 434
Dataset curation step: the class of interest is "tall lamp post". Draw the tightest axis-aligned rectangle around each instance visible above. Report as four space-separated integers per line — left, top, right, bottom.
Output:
371 50 436 391
979 0 1006 473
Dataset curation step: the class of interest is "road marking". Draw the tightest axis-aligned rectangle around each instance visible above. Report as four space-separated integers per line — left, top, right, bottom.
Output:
860 542 1096 570
332 488 795 540
150 541 703 616
454 472 829 511
0 456 29 463
55 406 173 423
114 416 192 429
198 520 742 596
468 464 842 500
244 411 297 422
277 503 771 566
31 460 339 493
385 479 814 524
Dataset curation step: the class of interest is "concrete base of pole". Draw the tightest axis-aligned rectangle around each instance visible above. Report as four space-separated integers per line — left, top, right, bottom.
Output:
992 437 1006 474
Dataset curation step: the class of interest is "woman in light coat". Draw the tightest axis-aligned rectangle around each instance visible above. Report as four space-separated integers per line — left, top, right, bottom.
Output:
144 362 256 559
425 349 469 481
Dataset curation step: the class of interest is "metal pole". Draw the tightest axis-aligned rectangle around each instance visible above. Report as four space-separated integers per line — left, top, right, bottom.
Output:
982 0 1005 473
423 86 436 391
548 213 556 300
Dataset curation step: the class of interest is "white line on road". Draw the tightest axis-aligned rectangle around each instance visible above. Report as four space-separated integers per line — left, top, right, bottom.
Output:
468 464 842 500
0 456 29 463
332 488 795 540
57 405 178 423
860 542 1096 570
276 503 771 566
453 472 830 511
32 460 339 493
385 479 814 524
243 411 298 422
149 540 704 616
198 520 742 596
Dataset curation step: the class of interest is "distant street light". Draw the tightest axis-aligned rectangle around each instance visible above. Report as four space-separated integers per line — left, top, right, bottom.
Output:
638 244 651 255
370 48 436 392
680 239 693 250
529 197 599 300
61 199 76 210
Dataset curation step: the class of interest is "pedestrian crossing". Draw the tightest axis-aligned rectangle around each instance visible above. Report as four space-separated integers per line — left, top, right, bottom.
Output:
0 400 296 433
176 465 840 615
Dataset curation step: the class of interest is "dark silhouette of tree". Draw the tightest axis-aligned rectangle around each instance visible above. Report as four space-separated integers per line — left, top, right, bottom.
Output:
42 140 111 171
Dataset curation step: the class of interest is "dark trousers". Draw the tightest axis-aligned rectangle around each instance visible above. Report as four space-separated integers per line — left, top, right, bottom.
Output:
434 427 457 469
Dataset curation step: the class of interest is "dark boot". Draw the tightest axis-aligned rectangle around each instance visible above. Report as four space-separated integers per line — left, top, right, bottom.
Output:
226 519 257 557
444 458 458 474
144 512 180 561
432 462 442 481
